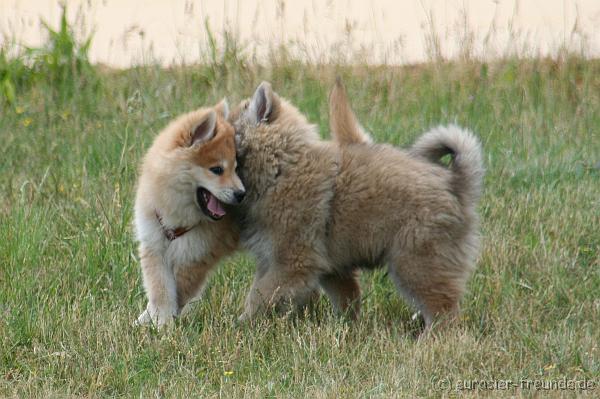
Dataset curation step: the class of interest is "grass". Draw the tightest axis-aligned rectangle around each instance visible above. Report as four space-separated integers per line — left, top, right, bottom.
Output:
1 10 599 398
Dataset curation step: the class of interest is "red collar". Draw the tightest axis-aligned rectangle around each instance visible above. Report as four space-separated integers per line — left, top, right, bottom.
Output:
155 210 193 241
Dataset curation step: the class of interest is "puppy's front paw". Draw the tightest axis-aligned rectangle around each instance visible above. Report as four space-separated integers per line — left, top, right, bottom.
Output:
237 307 260 323
237 312 249 323
135 309 152 326
135 304 176 328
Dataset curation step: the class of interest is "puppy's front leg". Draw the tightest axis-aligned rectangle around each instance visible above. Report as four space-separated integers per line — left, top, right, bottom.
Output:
239 267 317 322
136 247 178 327
319 271 361 319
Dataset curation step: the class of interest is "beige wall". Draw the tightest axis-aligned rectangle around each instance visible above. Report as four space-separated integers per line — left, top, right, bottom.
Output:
1 0 599 67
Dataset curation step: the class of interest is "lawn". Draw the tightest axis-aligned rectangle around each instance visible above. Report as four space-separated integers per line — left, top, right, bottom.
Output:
1 21 599 397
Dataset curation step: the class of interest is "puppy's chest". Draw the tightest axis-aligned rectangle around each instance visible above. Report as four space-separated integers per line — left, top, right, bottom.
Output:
164 228 215 266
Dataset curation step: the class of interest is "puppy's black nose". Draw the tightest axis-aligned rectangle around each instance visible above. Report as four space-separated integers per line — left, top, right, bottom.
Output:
234 190 246 203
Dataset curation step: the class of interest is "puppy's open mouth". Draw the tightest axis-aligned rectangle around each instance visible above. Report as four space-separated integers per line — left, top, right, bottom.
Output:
196 187 226 220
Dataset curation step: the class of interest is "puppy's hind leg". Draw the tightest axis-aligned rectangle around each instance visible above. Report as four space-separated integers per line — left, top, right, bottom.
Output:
387 252 466 334
174 260 216 316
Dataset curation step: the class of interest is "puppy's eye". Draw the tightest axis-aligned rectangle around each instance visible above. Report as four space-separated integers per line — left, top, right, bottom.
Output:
209 166 224 176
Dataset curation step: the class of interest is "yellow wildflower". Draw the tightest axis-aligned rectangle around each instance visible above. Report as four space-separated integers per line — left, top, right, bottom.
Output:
543 364 556 371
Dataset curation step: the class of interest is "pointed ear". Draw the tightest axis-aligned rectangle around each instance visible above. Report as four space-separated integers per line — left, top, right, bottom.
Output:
215 98 229 119
191 110 217 146
248 81 277 125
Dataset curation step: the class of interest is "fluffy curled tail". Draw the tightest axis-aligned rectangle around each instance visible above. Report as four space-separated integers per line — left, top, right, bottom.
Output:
329 77 373 145
410 125 484 209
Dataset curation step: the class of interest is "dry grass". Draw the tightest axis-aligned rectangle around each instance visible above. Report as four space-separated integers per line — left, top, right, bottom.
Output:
0 32 599 396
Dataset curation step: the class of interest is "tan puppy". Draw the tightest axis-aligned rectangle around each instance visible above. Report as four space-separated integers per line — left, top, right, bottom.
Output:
134 101 245 327
231 82 484 332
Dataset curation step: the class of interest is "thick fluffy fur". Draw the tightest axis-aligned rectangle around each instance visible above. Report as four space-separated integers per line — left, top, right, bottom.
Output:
134 101 245 327
231 82 484 331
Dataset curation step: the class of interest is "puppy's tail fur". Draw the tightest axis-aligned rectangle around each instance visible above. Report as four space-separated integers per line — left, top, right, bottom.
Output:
329 77 373 145
410 125 484 209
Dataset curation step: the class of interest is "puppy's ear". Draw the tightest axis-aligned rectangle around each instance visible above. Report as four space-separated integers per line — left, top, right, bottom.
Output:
249 81 278 124
215 98 229 119
191 110 217 145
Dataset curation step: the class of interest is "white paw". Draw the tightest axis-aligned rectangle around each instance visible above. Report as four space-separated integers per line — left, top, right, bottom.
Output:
134 309 152 326
134 304 176 328
238 310 256 323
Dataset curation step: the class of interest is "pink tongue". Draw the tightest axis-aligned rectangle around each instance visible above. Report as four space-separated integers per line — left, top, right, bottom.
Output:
207 194 226 217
